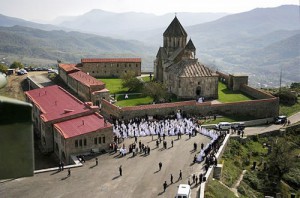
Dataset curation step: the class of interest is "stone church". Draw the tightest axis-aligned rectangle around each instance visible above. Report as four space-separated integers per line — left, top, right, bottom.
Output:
154 16 218 100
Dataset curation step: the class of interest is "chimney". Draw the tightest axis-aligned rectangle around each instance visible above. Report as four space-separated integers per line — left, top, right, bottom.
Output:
82 120 84 125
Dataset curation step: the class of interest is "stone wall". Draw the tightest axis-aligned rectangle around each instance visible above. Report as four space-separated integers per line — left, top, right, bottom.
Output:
81 62 141 78
177 76 218 99
100 99 121 119
216 71 229 84
101 97 279 121
240 84 274 99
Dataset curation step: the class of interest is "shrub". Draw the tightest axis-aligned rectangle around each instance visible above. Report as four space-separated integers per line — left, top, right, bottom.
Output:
275 90 298 105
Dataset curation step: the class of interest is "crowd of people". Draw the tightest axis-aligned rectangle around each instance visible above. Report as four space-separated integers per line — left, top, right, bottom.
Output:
113 116 200 139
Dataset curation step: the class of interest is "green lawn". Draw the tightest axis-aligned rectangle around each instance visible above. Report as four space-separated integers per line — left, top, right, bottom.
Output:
98 78 128 94
141 76 151 82
115 94 153 107
205 179 237 198
279 97 300 116
218 82 253 103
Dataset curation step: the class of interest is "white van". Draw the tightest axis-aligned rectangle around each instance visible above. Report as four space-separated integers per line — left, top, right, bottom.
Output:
175 184 191 198
218 122 231 130
201 124 218 130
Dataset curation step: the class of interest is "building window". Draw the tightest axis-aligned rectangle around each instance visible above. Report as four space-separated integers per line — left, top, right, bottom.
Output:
104 71 106 73
84 139 87 146
98 137 101 144
75 140 78 148
79 139 82 147
129 64 131 67
125 70 127 73
92 71 94 73
103 136 106 143
94 138 97 145
117 64 119 67
105 65 106 67
136 64 138 67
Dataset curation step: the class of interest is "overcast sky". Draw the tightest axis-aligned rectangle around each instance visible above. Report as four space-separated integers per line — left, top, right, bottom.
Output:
1 0 299 22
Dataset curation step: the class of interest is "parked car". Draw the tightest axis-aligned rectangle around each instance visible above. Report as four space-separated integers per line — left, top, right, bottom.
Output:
274 115 287 124
218 122 231 130
175 184 191 198
201 124 218 130
231 122 245 130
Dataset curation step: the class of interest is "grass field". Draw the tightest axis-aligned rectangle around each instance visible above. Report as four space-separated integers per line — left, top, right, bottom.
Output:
279 97 300 116
205 179 237 198
218 82 253 103
115 94 153 107
98 78 128 94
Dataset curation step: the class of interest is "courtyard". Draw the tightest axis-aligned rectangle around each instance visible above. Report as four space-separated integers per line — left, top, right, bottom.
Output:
1 135 211 198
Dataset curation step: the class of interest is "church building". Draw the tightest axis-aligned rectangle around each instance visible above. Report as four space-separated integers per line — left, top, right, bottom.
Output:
154 16 218 100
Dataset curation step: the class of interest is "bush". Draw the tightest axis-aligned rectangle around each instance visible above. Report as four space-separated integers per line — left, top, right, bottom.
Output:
275 90 298 105
243 172 260 190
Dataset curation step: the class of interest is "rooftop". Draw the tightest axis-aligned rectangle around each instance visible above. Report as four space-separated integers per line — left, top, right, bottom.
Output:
68 71 105 87
54 113 112 139
58 63 80 73
168 59 216 77
81 58 141 63
163 16 187 37
25 85 91 122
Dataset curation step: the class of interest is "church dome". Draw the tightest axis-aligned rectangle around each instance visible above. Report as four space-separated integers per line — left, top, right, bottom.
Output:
163 16 187 37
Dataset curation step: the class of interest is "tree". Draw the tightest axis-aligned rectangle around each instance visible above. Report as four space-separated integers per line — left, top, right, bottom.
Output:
143 81 170 103
10 61 24 69
121 71 143 92
267 138 296 180
0 63 8 73
275 90 297 105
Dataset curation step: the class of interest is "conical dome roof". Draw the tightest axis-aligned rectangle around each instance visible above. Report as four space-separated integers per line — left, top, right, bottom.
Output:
163 16 187 37
185 39 196 50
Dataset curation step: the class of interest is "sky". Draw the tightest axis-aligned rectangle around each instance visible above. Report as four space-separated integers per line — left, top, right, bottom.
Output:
0 0 299 22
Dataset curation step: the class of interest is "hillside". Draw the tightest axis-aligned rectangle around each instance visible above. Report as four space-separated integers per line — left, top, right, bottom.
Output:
56 10 228 38
0 14 64 31
0 26 155 68
0 5 298 85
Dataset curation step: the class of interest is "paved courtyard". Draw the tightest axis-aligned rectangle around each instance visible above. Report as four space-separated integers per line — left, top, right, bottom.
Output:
1 135 211 198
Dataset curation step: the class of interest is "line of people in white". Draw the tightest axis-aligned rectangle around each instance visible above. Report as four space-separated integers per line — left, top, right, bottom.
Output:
113 118 196 138
113 117 220 162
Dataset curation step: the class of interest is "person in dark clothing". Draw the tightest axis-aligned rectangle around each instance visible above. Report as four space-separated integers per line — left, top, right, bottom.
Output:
159 162 162 171
119 165 122 176
179 170 182 180
170 174 173 184
163 181 167 192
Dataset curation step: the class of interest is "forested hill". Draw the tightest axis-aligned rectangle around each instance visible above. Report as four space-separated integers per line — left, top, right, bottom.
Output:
0 25 155 66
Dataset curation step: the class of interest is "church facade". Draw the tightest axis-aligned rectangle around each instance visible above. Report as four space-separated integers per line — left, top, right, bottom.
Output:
154 16 218 99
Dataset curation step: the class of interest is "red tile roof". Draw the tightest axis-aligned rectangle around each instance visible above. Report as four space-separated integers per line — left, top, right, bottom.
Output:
54 113 112 139
25 85 91 122
68 71 105 87
81 58 141 63
58 63 80 73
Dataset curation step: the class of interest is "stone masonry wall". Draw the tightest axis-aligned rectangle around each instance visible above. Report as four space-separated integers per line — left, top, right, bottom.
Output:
240 84 274 99
101 97 279 120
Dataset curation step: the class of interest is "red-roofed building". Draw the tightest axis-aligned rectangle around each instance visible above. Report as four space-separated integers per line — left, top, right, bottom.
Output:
25 85 106 154
53 113 113 163
58 63 110 106
78 58 141 78
58 63 80 83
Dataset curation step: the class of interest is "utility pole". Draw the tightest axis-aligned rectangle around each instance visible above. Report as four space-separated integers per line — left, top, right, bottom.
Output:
279 66 282 92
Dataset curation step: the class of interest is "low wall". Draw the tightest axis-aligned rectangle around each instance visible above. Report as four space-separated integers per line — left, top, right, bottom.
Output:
240 84 274 99
216 71 229 84
100 99 120 119
199 133 231 198
101 97 279 120
120 100 200 120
